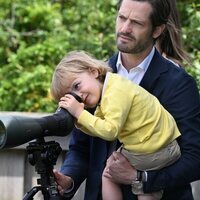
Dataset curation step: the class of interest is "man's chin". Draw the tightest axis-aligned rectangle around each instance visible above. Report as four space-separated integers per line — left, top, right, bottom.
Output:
117 42 132 52
118 47 133 53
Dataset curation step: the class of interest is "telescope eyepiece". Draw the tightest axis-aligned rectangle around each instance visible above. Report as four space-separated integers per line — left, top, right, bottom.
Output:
0 121 6 147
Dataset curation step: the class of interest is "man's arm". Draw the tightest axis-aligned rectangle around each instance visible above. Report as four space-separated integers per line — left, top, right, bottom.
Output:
58 128 90 198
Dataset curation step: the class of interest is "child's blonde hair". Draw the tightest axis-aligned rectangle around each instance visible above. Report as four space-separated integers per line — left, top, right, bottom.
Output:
51 50 112 101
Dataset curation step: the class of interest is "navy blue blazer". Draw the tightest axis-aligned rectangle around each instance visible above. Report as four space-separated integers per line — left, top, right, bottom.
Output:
61 49 200 200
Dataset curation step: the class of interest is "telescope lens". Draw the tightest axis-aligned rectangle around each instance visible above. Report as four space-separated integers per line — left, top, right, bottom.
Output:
0 121 6 147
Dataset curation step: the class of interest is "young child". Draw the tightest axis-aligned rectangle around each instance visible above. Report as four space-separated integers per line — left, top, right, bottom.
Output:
51 51 181 200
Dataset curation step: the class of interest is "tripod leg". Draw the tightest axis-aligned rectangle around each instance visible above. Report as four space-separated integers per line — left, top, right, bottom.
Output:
23 186 42 200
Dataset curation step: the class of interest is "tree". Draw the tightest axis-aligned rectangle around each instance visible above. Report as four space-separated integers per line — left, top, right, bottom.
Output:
0 0 199 112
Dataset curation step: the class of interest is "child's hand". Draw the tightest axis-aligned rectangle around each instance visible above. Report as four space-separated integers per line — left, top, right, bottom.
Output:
59 94 84 119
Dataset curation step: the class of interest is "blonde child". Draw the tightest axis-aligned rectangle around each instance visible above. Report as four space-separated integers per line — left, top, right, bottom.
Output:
51 51 181 200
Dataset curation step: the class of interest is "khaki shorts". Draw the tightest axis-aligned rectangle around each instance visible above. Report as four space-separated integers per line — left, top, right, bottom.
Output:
120 140 181 198
120 140 181 171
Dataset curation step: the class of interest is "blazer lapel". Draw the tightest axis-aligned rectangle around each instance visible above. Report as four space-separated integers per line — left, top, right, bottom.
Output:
108 53 118 73
140 49 169 92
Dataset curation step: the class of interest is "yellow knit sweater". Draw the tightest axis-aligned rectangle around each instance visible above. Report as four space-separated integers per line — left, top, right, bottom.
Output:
77 72 180 153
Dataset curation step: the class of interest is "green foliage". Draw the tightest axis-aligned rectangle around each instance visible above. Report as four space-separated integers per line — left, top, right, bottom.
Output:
0 0 116 112
0 0 199 112
177 1 200 90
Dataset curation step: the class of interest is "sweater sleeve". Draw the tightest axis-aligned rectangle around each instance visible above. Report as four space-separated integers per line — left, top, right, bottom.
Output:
76 77 133 141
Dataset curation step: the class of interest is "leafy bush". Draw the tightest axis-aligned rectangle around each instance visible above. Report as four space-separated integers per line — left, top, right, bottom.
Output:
178 2 200 90
0 0 199 112
0 0 116 112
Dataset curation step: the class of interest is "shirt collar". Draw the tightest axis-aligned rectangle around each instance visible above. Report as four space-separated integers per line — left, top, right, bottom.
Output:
116 47 155 72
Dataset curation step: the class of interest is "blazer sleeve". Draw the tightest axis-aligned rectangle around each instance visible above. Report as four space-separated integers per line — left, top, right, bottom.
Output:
60 127 90 198
143 65 200 192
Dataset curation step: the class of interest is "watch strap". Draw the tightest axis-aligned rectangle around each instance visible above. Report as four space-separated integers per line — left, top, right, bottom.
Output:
137 170 143 181
131 170 144 195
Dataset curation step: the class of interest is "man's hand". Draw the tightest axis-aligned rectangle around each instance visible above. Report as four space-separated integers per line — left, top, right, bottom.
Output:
53 170 73 196
103 151 137 185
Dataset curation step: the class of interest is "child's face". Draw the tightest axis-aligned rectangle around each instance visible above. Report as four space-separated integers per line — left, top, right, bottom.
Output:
66 69 103 108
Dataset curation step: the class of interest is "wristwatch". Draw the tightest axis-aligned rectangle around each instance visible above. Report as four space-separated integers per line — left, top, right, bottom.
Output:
131 170 144 195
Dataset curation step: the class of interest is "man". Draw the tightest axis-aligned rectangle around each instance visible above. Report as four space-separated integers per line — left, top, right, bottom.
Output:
54 0 200 199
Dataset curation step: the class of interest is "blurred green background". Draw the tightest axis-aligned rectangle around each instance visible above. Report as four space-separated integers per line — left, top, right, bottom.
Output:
0 0 199 112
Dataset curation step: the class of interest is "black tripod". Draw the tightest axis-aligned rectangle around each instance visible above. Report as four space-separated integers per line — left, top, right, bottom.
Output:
23 138 66 200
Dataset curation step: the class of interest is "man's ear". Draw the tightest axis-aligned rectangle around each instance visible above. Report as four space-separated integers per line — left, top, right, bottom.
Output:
152 24 166 39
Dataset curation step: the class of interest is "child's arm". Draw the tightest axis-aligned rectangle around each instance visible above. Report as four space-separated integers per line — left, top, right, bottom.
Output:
59 88 132 141
62 95 131 142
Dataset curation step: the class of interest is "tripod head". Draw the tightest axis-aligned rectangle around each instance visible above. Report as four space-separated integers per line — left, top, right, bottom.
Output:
23 138 66 200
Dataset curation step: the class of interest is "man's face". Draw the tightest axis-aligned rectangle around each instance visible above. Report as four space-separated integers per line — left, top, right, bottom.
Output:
116 0 154 54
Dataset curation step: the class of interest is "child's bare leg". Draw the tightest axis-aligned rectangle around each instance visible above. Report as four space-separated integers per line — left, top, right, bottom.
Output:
137 194 155 200
137 192 162 200
102 167 122 200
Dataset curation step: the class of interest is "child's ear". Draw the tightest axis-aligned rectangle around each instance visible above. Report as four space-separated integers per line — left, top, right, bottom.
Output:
89 68 99 78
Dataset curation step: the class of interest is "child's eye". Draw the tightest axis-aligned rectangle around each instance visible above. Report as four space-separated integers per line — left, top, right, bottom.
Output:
74 83 80 90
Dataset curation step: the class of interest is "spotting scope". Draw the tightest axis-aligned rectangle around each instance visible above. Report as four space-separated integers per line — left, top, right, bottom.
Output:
0 92 83 149
0 107 74 149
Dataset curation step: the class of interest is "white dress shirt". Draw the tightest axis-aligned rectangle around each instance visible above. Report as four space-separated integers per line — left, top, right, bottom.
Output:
116 47 155 85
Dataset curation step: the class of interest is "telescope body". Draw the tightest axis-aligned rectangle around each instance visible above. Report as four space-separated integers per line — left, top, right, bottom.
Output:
0 108 74 149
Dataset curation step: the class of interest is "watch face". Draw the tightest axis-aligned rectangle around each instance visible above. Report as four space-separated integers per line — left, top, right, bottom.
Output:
131 181 143 195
